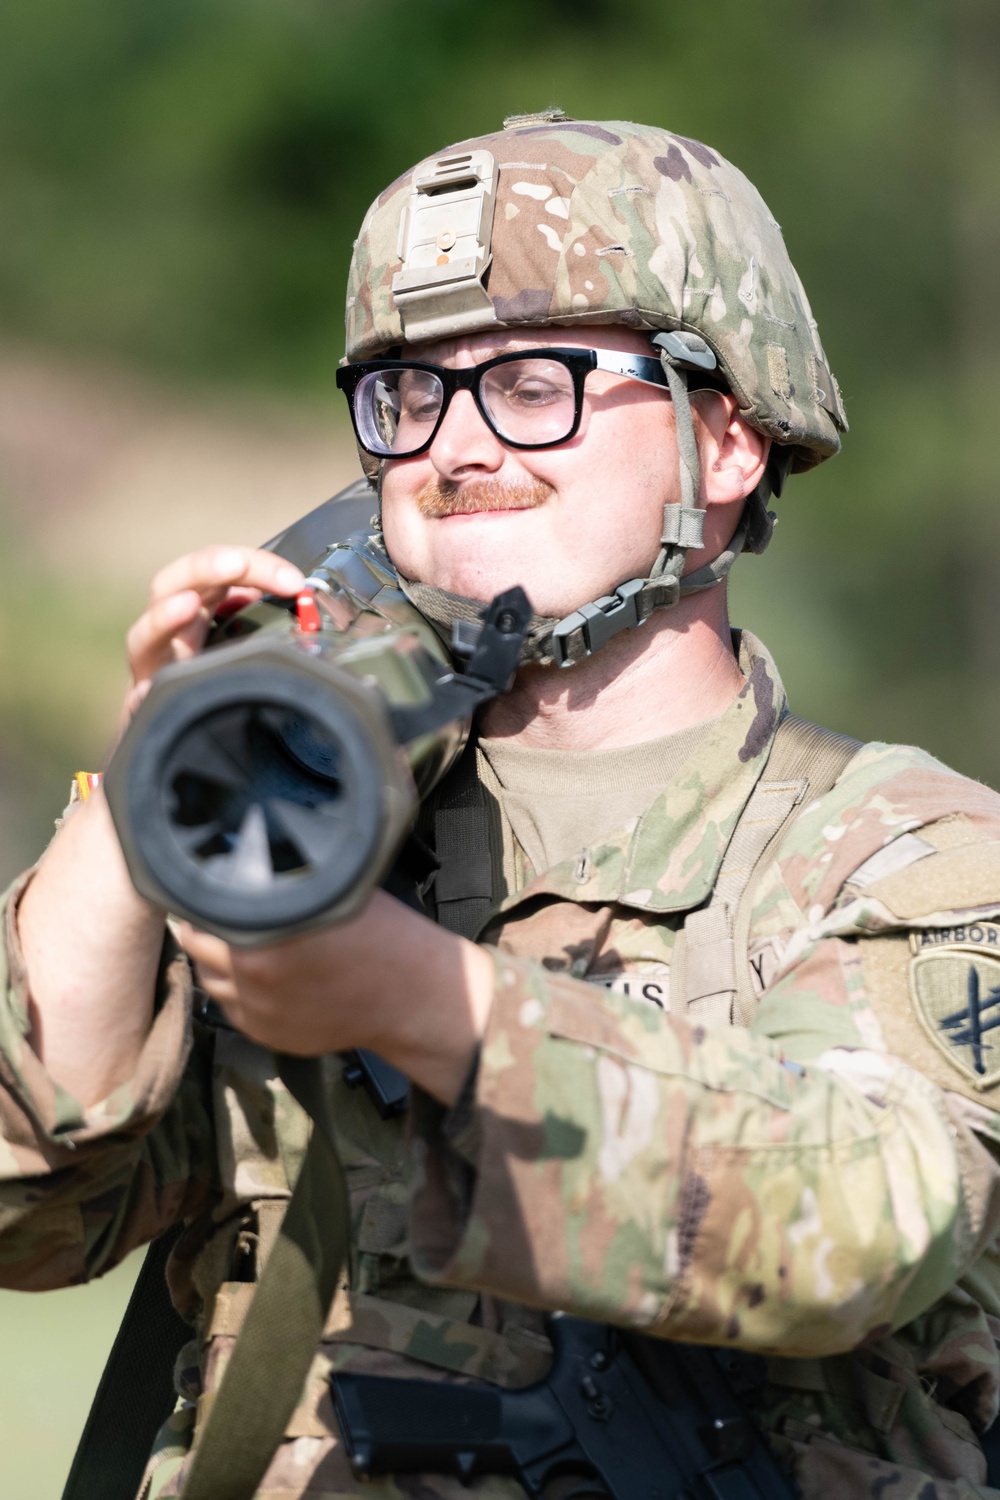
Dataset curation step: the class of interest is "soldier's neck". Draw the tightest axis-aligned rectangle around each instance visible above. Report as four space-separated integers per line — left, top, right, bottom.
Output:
479 586 744 752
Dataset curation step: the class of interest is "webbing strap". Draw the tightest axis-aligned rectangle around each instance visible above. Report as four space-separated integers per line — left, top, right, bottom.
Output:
179 1054 349 1500
60 1224 191 1500
59 1058 350 1500
677 714 862 1026
424 739 496 940
762 713 863 786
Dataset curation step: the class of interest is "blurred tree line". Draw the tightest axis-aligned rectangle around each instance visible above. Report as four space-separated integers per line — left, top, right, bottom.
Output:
0 0 997 777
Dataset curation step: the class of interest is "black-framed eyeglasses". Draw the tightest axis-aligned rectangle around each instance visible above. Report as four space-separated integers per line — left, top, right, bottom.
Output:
336 347 679 459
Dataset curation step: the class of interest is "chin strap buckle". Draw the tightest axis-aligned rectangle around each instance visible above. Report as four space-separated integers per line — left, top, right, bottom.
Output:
550 577 647 668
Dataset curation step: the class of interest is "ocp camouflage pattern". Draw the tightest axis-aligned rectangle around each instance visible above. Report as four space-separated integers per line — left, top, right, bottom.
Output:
3 635 1000 1497
345 117 848 472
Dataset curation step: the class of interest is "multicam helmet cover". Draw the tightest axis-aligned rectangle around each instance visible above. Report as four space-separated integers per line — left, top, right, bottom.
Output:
344 112 847 667
345 112 847 474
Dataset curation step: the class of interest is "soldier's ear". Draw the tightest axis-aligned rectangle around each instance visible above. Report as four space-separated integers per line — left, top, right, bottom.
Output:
694 393 770 507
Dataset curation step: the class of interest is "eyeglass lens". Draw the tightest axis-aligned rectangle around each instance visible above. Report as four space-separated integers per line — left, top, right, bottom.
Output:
354 356 579 456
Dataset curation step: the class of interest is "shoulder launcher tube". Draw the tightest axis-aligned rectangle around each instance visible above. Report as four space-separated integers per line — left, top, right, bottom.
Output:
103 531 529 946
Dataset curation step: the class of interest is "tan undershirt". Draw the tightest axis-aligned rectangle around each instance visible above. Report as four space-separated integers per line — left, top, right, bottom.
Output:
477 718 719 899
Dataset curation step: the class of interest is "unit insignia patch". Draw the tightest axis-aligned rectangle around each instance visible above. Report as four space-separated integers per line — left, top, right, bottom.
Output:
909 939 1000 1090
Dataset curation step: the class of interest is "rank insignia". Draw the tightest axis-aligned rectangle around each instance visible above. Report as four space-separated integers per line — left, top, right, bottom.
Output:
910 946 1000 1089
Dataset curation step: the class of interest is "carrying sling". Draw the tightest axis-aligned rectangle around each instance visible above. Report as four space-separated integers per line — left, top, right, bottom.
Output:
60 1055 349 1500
60 1224 191 1500
62 714 864 1500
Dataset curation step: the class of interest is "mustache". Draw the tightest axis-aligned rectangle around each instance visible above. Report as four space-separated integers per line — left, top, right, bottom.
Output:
414 475 553 518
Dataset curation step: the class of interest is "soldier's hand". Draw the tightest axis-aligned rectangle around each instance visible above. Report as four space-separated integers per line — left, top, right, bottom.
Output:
178 892 495 1106
123 545 305 722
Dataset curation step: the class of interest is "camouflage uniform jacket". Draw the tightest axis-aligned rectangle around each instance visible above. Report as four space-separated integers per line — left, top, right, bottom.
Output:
3 632 1000 1500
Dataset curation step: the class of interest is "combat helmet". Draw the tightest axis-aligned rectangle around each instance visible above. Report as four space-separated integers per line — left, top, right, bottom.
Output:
342 110 848 668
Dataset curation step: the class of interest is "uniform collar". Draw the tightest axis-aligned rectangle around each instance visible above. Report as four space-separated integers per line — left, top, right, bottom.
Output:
494 630 786 917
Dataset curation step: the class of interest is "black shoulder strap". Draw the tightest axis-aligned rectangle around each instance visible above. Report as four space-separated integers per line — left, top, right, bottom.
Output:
61 1225 190 1500
421 737 497 939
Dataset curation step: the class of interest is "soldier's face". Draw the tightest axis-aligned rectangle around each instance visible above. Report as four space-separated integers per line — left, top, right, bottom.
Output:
379 326 738 619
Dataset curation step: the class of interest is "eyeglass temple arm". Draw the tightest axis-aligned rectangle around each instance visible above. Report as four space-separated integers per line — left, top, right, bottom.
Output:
592 350 670 391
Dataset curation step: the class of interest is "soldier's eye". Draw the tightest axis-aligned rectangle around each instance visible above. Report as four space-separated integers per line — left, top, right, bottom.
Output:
397 373 443 423
484 360 574 408
402 396 441 421
509 378 562 406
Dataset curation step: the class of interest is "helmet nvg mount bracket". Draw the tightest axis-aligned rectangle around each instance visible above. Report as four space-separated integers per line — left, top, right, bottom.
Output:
345 111 848 669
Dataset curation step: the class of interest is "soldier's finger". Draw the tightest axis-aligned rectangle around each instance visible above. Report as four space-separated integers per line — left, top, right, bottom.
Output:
148 547 304 607
178 930 240 1005
176 922 230 970
199 963 238 996
194 967 239 1007
118 676 152 731
126 590 207 682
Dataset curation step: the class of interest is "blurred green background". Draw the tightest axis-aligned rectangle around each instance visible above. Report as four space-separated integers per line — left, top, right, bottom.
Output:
0 0 998 1494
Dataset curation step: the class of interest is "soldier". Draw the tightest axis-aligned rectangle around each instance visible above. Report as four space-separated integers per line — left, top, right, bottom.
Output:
7 111 1000 1499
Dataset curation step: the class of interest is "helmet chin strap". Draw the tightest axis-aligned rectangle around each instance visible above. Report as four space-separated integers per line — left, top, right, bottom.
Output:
382 344 766 670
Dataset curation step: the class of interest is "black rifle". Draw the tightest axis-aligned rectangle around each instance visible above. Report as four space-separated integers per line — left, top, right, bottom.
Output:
332 1312 798 1499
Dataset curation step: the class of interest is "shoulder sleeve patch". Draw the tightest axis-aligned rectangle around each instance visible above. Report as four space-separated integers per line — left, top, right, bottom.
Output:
910 945 1000 1091
859 930 1000 1102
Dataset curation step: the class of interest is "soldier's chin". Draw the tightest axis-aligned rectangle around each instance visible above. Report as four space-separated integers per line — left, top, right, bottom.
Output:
452 575 579 623
426 551 544 611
